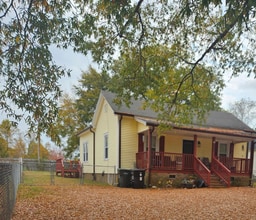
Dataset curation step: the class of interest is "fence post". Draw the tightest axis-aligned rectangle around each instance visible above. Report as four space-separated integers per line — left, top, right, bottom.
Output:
80 164 84 185
19 157 23 184
50 161 55 185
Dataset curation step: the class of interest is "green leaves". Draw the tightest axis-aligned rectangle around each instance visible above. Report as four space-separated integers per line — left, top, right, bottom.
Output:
0 0 73 132
110 45 223 127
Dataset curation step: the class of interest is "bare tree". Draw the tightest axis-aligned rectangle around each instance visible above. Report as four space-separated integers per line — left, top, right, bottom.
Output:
228 98 256 129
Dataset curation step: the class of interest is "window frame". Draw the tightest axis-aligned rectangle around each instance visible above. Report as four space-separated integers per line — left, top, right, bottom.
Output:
83 142 88 162
219 142 228 157
104 133 109 160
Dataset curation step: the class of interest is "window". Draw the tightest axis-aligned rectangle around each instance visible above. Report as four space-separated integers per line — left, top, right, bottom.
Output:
219 143 227 157
144 135 156 152
83 142 88 162
104 133 108 159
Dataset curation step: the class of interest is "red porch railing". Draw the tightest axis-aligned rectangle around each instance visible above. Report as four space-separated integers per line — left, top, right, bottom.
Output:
212 156 231 187
136 152 194 172
193 157 211 186
218 156 251 174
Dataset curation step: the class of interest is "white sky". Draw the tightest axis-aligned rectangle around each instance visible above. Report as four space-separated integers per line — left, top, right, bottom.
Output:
221 74 256 109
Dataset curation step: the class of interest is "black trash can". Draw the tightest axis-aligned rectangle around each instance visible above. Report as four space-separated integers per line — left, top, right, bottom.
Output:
131 169 145 189
118 169 131 188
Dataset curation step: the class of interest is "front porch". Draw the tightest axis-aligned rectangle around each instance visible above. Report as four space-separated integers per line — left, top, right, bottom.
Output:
136 152 253 187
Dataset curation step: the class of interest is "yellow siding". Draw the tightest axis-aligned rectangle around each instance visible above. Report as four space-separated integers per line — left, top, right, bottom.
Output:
94 99 119 173
196 138 213 161
164 135 182 153
121 116 138 168
164 134 213 161
79 130 94 173
234 142 247 158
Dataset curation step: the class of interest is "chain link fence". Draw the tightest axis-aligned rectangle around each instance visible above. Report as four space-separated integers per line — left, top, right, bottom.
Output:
0 159 22 220
22 159 55 186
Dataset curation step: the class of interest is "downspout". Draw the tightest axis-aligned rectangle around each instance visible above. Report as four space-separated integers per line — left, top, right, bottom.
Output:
90 126 96 181
147 126 155 187
118 115 123 169
250 140 255 185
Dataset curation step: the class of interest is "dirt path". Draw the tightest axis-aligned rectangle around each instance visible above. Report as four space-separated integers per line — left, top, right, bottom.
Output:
12 186 256 220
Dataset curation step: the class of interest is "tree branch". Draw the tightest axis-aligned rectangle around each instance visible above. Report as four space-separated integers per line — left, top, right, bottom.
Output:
171 1 249 107
0 0 14 19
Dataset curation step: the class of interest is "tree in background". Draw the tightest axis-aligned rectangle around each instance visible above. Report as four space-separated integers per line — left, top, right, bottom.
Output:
0 119 17 152
27 140 49 160
8 135 27 158
0 135 8 157
46 93 81 158
228 98 256 129
47 67 112 158
74 66 112 124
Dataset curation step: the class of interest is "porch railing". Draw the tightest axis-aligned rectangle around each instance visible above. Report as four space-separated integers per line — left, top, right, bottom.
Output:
136 152 148 169
136 152 193 172
212 156 231 187
193 157 211 186
218 156 251 174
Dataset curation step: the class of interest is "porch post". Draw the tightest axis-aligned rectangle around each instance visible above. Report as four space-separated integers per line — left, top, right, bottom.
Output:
211 137 216 163
147 127 152 187
193 135 197 157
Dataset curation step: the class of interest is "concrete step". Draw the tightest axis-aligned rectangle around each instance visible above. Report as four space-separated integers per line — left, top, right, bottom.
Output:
209 174 227 188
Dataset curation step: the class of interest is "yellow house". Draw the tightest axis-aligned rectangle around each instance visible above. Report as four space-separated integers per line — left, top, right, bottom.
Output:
78 91 256 187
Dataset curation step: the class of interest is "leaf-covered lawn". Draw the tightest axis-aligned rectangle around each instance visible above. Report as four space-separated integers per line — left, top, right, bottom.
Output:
12 185 256 219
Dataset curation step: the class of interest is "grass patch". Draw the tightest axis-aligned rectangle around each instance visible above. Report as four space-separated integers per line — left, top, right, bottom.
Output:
22 171 109 186
17 171 109 201
16 185 45 200
22 171 52 185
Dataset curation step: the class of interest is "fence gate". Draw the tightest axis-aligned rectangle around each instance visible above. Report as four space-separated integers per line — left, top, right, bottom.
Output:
22 159 83 186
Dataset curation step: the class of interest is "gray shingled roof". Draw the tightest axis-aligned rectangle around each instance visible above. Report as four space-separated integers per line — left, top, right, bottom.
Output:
101 90 158 119
101 90 254 132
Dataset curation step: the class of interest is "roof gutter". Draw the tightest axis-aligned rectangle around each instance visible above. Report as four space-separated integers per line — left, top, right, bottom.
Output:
172 126 256 139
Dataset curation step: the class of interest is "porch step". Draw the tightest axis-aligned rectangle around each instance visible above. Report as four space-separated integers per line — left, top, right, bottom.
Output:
209 174 227 188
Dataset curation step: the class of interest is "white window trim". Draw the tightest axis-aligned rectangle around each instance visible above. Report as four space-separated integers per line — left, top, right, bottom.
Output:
144 134 157 151
83 142 88 162
104 133 109 160
218 141 230 157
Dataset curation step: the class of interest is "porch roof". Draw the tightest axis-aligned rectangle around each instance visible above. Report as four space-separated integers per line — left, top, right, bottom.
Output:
135 116 256 141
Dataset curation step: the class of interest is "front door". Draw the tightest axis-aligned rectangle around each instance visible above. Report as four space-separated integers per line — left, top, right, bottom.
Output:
183 140 194 154
183 140 194 169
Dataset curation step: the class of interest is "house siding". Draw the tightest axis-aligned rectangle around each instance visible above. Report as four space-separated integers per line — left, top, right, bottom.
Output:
234 142 247 158
121 116 138 168
164 135 182 153
94 99 118 173
79 130 94 173
164 135 212 160
196 138 213 161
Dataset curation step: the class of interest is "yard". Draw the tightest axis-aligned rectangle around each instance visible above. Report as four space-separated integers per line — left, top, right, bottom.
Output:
12 175 256 219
